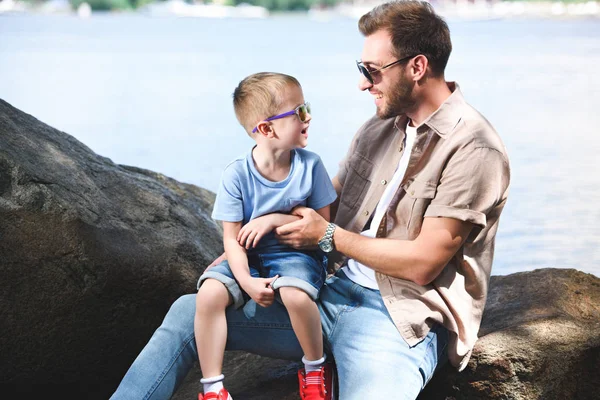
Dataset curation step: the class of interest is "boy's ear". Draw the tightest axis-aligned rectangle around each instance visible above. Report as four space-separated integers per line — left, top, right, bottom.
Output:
255 121 275 138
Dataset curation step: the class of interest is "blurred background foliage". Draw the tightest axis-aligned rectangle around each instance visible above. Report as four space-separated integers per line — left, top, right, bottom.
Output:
58 0 339 12
16 0 594 12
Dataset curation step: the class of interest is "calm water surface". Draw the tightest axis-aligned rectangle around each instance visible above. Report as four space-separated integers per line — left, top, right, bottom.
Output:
1 12 599 277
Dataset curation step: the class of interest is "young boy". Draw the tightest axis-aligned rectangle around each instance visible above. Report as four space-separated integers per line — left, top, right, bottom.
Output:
194 72 337 400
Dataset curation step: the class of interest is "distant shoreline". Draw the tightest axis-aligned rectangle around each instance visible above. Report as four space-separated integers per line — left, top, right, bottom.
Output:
324 1 600 20
434 1 600 20
1 0 599 19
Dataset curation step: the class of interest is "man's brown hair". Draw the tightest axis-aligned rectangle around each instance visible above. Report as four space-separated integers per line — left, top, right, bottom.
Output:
233 72 301 135
358 0 452 77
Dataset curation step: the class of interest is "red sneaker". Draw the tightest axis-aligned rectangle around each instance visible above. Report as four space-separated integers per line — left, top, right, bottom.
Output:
298 363 336 400
198 388 233 400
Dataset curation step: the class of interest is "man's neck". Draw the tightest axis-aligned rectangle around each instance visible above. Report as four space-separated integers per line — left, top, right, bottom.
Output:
407 78 453 126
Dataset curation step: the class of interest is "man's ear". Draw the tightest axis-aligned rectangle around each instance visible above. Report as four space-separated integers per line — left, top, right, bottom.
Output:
411 54 429 81
255 121 275 138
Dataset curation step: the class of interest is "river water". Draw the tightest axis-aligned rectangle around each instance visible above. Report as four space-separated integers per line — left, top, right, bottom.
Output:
1 12 598 277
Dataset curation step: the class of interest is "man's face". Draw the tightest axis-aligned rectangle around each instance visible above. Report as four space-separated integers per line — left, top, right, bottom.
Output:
359 30 416 119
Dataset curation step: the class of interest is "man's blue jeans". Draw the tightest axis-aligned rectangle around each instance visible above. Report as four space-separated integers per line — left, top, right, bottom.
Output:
110 270 449 400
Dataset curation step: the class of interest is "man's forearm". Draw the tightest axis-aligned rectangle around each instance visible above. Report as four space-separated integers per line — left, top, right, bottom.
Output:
333 217 471 286
333 228 426 283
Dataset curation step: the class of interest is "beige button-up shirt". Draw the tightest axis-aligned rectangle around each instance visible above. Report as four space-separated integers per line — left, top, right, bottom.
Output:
332 83 510 370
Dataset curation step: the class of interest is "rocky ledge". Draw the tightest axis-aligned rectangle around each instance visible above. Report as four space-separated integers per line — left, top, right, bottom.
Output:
1 99 598 399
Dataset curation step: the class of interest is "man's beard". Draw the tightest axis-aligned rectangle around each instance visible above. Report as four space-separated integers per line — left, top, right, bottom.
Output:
377 75 416 119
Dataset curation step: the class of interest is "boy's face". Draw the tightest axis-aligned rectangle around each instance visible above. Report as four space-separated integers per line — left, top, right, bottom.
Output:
268 84 311 150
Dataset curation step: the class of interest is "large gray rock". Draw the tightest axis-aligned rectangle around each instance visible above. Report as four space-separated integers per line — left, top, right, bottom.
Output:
419 268 600 400
0 99 223 399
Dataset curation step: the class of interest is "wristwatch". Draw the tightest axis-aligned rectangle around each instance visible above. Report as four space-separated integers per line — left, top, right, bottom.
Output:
318 223 337 253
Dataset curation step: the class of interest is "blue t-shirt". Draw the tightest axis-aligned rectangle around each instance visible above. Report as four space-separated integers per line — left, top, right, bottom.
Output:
212 147 337 253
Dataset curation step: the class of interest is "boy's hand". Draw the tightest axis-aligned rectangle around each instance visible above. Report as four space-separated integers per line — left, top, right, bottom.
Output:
237 214 277 249
240 275 279 307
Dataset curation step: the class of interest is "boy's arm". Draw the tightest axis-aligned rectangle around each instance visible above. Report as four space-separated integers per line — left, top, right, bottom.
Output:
314 204 330 223
222 221 251 280
223 221 277 307
237 213 301 249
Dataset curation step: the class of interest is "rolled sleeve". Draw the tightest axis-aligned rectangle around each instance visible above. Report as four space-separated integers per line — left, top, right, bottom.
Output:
425 145 509 230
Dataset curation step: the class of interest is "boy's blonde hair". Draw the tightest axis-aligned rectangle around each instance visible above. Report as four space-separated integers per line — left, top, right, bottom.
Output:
233 72 301 135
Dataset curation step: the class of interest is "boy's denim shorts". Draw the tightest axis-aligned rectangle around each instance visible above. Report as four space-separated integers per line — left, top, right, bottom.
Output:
197 250 327 309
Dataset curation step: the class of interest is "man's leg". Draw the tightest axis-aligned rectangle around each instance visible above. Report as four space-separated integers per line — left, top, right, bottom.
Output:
110 294 303 400
319 271 449 400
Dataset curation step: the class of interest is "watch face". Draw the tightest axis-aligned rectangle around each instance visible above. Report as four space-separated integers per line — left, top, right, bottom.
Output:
319 240 333 253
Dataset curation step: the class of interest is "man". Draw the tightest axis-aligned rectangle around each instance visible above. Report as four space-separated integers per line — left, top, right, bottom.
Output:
110 1 510 399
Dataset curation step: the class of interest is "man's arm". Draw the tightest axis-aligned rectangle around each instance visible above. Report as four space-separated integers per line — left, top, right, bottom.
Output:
333 216 472 285
274 208 472 286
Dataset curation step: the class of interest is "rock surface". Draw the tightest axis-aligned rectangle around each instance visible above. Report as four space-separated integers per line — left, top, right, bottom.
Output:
2 99 599 399
0 99 223 399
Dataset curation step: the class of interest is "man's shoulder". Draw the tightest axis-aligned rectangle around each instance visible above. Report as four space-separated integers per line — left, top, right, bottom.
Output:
455 105 507 156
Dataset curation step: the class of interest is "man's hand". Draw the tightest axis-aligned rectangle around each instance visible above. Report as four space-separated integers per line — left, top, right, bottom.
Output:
237 214 277 249
239 275 279 307
274 206 329 249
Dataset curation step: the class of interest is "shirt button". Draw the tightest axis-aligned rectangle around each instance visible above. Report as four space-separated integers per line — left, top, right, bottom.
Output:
381 180 387 185
411 190 415 195
364 210 369 216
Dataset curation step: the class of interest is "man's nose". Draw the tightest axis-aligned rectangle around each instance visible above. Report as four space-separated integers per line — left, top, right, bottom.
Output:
358 75 372 91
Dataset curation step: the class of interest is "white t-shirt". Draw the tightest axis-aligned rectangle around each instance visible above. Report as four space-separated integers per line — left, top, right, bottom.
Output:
341 122 417 289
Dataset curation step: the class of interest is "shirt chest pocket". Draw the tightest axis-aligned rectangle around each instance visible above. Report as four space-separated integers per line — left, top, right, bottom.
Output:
285 197 308 212
340 153 373 210
399 180 436 236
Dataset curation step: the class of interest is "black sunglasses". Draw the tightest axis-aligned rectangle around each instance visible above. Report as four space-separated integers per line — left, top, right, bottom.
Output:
356 54 417 84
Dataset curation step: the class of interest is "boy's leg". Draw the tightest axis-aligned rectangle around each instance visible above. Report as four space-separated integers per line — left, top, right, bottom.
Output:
110 294 304 400
195 278 232 378
320 271 449 400
263 251 327 362
263 251 331 399
279 287 323 361
110 256 305 400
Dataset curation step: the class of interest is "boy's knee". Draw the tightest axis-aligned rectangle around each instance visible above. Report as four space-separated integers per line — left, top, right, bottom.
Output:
279 287 312 308
196 279 230 312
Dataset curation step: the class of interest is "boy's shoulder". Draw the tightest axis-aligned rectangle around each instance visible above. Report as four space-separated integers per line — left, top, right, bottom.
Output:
223 151 249 170
294 148 322 163
221 152 250 179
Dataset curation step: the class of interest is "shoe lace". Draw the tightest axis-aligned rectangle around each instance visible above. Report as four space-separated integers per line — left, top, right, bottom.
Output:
299 368 327 399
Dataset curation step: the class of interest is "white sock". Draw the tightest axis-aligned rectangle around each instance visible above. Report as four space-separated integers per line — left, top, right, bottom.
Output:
303 355 326 373
201 374 224 394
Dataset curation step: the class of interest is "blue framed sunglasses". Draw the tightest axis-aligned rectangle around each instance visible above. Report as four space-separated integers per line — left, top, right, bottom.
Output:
252 102 311 133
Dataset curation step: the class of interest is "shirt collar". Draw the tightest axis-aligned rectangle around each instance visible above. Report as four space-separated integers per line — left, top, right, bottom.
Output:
394 82 464 138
